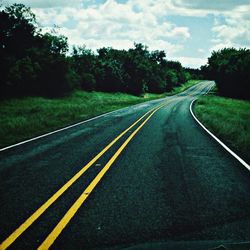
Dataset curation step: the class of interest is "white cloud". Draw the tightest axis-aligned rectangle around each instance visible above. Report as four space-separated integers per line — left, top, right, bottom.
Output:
171 27 190 38
3 0 81 8
212 5 250 49
3 0 250 68
29 0 190 58
172 56 207 68
34 8 70 26
172 0 250 11
209 42 234 53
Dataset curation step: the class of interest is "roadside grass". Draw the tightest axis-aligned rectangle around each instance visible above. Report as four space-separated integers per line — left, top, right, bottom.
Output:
0 92 150 148
194 95 250 162
0 79 200 148
166 80 201 96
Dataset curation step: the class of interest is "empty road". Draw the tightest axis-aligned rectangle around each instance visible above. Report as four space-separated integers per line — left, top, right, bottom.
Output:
1 81 250 250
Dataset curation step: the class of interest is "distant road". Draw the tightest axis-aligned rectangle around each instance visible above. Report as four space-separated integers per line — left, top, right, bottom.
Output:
1 81 250 250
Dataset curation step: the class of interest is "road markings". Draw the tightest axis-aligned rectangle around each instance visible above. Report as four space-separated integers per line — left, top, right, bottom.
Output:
0 83 204 249
0 101 167 250
38 103 166 250
0 110 119 152
190 99 250 171
1 83 207 250
188 82 209 97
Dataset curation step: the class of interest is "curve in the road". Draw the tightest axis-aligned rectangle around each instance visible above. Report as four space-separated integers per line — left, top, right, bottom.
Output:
37 100 172 250
0 81 231 249
190 99 250 170
0 98 173 250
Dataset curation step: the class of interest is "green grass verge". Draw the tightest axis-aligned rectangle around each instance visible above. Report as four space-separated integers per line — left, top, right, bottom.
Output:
0 80 200 149
194 95 250 162
0 91 155 148
166 80 201 96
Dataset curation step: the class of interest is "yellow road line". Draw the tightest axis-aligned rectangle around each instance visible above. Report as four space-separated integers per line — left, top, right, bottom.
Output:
192 82 207 96
38 103 166 250
0 101 166 250
188 83 203 96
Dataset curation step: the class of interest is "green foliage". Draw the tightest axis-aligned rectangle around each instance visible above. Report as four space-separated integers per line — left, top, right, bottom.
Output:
7 56 41 95
80 73 96 91
202 48 250 99
72 42 191 96
0 91 167 148
185 68 203 80
194 96 250 162
0 79 200 147
0 4 76 98
0 3 37 58
0 3 193 99
165 69 178 91
42 32 68 55
166 80 200 95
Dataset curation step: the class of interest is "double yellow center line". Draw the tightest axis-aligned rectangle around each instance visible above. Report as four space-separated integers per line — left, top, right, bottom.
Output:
0 99 171 250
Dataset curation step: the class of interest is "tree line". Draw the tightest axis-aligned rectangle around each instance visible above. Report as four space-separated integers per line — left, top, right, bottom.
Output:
201 48 250 99
1 4 249 100
0 4 192 99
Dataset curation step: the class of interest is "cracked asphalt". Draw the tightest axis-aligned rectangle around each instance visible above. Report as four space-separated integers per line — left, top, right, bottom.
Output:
1 81 250 250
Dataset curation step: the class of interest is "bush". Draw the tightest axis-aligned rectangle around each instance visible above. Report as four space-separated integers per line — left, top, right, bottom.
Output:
204 48 250 99
1 4 193 99
80 73 96 91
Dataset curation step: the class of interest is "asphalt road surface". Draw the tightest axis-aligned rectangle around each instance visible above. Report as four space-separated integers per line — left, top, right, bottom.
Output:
1 81 250 250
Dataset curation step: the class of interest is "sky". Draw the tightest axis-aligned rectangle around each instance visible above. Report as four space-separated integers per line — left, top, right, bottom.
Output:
2 0 250 68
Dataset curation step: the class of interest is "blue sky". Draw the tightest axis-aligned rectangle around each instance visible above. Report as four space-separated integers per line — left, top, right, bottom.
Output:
3 0 250 68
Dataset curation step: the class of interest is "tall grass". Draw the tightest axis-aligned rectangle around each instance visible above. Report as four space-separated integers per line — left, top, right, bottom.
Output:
0 91 152 148
194 96 250 162
0 80 200 148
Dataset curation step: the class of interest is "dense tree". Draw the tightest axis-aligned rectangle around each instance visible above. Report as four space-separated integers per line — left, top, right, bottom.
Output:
202 48 250 99
0 3 37 58
185 68 203 80
0 4 78 97
0 4 37 96
42 32 68 55
3 3 248 101
71 46 99 91
0 3 193 99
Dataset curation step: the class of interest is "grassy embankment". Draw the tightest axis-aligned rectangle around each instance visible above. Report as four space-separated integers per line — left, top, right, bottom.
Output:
167 79 202 95
194 93 250 162
0 80 200 148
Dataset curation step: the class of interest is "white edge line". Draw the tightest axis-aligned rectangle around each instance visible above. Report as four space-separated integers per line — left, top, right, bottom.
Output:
0 81 203 152
0 95 168 152
190 99 250 171
0 109 118 152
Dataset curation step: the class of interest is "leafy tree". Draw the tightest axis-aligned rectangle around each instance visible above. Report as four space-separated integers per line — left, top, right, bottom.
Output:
71 46 99 91
0 3 192 98
0 4 78 98
0 4 37 58
150 50 166 65
42 33 68 55
163 61 190 90
0 4 38 97
165 69 178 91
185 68 202 80
204 48 250 99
